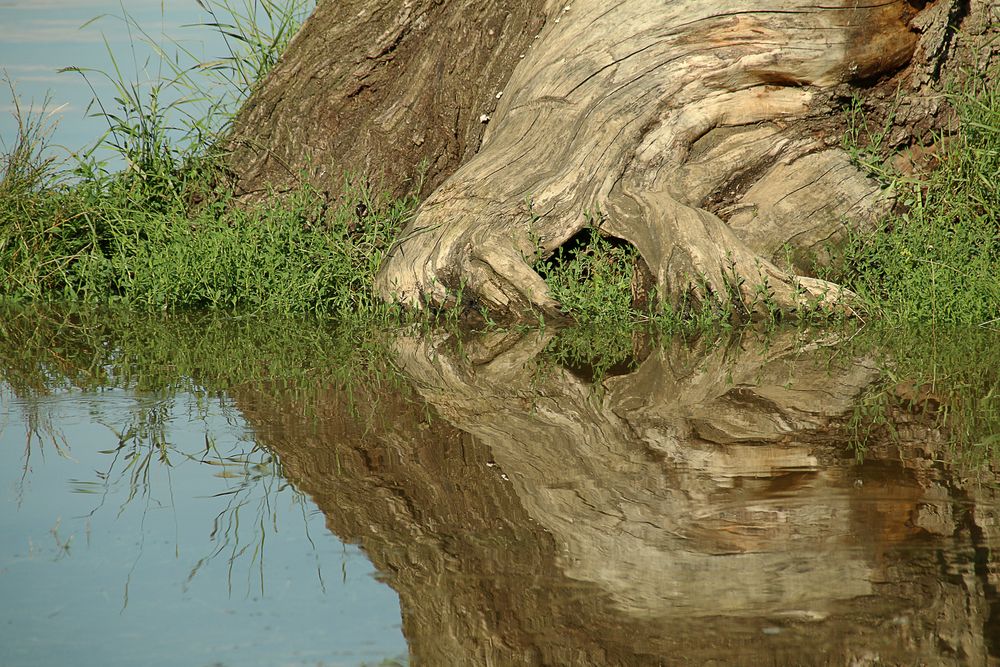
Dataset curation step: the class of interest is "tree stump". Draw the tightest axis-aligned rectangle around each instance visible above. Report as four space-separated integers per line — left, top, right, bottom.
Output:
228 0 997 320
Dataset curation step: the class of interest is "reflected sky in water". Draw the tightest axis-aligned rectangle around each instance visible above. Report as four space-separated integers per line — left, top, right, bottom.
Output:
2 0 999 659
0 306 998 665
0 387 407 667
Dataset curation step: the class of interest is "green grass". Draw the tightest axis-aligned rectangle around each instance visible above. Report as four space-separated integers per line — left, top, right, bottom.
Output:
839 69 1000 326
846 325 999 465
531 221 731 332
1 159 413 313
1 1 419 318
1 1 996 329
533 223 644 327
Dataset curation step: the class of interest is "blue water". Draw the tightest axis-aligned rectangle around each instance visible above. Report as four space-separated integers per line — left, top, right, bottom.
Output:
0 6 409 663
0 387 407 667
0 0 236 156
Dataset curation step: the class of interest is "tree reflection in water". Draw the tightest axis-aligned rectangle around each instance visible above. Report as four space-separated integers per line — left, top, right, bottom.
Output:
3 307 998 666
238 326 1000 666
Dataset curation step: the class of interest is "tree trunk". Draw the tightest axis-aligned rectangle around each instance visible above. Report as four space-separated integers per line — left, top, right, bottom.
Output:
228 0 547 199
229 0 997 320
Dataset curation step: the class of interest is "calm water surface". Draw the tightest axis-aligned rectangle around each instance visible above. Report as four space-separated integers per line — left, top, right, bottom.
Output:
1 0 239 154
1 307 999 665
1 385 408 667
3 2 1000 664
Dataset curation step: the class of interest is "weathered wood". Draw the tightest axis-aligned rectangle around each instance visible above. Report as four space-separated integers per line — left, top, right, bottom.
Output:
232 327 1000 664
230 0 996 320
375 0 921 318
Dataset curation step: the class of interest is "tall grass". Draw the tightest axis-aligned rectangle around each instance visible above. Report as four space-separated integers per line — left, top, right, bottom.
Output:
840 68 999 326
195 0 314 98
1 156 413 313
0 1 420 317
68 0 314 161
0 84 63 195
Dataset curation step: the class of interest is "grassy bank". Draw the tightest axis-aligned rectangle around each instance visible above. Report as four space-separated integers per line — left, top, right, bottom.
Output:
1 0 418 318
839 69 999 327
0 130 413 315
1 2 996 327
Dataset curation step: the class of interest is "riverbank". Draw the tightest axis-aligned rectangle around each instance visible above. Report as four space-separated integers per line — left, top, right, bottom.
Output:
1 2 996 327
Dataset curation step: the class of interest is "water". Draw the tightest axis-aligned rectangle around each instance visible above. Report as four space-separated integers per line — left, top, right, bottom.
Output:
1 307 998 665
3 2 1000 663
0 0 237 156
1 386 408 667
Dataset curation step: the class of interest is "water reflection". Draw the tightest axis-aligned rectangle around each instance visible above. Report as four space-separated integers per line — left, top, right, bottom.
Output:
2 307 998 666
0 315 407 667
236 326 1000 666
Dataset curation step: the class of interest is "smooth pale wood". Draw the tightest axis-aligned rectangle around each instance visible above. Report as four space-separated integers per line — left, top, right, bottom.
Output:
372 0 945 318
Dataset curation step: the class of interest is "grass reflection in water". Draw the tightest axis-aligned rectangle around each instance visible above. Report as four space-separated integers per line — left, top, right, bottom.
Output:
2 302 999 667
0 304 409 667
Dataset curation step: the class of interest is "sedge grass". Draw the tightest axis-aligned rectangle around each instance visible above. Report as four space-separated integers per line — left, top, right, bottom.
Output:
1 1 418 318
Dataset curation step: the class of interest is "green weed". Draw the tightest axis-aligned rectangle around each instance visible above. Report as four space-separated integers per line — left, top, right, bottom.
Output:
0 116 414 314
0 1 419 318
846 325 999 465
195 0 315 98
533 222 643 327
839 69 999 326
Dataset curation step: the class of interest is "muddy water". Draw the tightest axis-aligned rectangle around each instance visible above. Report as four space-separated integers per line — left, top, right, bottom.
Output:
2 308 999 666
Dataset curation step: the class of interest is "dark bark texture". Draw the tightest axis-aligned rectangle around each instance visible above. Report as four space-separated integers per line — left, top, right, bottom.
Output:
229 0 547 199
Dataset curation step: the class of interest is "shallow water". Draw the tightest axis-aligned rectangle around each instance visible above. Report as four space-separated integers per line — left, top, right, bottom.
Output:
1 307 998 666
5 3 1000 664
1 386 407 667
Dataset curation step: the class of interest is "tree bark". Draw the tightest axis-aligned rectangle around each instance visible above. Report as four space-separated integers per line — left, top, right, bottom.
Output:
228 0 547 199
229 0 997 320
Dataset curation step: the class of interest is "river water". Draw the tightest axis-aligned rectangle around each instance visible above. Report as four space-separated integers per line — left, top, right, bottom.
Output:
1 0 251 157
1 306 998 666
